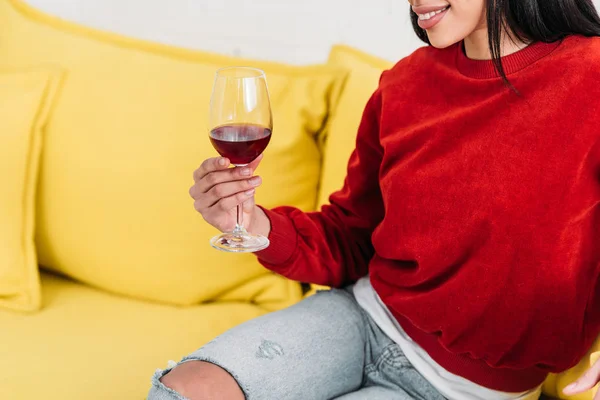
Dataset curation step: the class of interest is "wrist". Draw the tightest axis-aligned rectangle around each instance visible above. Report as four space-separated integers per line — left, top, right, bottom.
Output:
248 205 271 237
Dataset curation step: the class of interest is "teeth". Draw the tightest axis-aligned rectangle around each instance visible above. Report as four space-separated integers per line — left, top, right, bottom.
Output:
418 6 448 20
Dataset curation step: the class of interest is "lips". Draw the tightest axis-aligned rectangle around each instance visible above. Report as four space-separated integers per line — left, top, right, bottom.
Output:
412 4 450 14
412 4 450 29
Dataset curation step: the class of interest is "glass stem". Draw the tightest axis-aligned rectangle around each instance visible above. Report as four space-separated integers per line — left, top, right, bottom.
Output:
233 204 246 237
232 165 247 237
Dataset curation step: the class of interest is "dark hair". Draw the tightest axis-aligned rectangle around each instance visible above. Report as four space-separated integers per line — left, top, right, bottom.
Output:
411 0 600 84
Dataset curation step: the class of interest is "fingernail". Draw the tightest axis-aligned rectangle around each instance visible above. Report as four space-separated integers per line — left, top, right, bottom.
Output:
218 158 227 166
245 189 255 196
240 168 252 176
564 383 577 392
249 176 262 186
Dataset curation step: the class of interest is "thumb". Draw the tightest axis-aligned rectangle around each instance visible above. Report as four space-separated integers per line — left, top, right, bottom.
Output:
242 194 256 214
248 153 264 172
564 358 600 395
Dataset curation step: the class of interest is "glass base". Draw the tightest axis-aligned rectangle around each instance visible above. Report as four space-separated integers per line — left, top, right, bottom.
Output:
210 231 270 253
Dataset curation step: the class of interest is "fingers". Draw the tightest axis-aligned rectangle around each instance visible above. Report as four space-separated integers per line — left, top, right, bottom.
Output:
214 189 256 213
190 155 264 230
194 188 256 218
190 155 263 199
192 154 263 183
190 167 254 198
193 176 262 210
193 157 230 182
563 359 600 395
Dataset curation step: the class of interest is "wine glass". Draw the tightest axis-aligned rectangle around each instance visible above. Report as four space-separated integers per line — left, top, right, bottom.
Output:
208 66 273 253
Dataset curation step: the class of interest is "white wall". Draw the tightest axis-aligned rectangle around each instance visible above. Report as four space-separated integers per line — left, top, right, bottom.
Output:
24 0 423 64
23 0 600 65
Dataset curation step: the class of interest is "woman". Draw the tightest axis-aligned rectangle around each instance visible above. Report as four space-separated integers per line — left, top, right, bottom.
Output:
150 0 600 399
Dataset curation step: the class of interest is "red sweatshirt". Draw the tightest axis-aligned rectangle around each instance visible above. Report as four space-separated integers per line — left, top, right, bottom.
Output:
257 35 600 391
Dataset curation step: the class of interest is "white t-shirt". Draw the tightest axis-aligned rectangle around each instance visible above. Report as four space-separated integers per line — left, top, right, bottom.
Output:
352 276 542 400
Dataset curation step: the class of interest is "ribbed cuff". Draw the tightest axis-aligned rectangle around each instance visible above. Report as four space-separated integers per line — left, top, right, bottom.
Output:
255 206 298 266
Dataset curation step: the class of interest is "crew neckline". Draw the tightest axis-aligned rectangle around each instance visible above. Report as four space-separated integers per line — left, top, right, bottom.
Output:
456 39 563 79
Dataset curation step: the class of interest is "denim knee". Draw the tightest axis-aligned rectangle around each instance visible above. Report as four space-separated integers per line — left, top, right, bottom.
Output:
148 367 187 400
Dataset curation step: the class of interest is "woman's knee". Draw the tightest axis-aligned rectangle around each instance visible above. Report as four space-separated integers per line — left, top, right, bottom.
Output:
153 361 245 400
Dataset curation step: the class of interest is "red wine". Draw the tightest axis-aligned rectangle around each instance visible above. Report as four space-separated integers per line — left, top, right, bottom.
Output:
210 124 272 165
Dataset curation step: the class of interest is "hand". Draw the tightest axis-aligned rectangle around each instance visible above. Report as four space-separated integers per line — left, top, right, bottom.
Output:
563 358 600 398
189 155 270 236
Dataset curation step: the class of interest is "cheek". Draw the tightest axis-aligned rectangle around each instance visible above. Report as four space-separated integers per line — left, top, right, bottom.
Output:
425 4 487 48
474 2 487 28
456 2 486 29
449 0 486 28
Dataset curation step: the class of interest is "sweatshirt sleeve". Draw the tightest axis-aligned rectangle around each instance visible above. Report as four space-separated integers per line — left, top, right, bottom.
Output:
255 87 385 287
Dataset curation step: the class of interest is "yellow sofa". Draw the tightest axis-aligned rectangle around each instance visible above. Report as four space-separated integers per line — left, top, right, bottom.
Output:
0 0 598 399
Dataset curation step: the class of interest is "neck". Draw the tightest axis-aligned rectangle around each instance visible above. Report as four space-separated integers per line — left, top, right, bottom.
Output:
464 27 528 60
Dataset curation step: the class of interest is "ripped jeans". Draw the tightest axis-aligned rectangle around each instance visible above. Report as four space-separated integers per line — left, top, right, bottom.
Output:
148 288 446 400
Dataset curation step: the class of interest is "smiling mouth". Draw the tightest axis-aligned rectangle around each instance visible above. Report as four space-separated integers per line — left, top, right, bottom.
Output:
414 5 450 20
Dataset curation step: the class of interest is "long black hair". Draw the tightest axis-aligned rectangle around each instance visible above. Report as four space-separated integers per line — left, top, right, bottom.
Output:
411 0 600 83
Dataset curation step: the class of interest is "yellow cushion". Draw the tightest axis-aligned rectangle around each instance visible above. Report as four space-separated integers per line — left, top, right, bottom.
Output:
0 272 265 399
542 340 600 399
0 68 61 312
318 45 392 207
0 0 345 306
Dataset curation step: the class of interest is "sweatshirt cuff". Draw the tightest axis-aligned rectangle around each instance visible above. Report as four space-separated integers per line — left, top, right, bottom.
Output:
255 206 297 266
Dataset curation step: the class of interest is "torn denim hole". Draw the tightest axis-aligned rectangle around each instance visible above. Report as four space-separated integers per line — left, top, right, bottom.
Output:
255 339 284 359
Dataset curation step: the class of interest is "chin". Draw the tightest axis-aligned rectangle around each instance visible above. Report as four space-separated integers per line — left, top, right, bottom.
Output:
426 33 464 49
